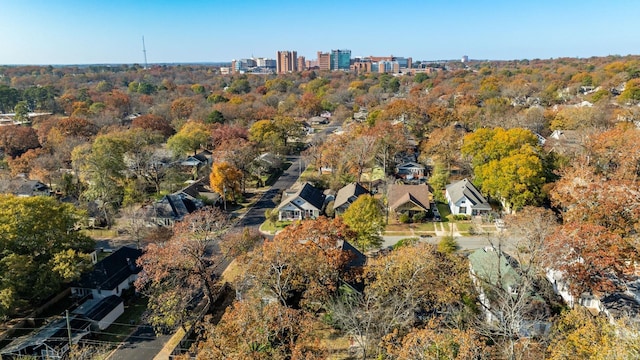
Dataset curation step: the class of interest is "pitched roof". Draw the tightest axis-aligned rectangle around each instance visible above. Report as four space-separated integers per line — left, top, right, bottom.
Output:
396 161 425 170
75 247 142 291
387 184 431 211
277 182 325 211
468 247 520 291
0 178 50 196
83 295 123 321
445 179 491 210
334 182 369 210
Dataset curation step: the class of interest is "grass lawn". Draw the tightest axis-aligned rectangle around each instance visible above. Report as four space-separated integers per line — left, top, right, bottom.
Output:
361 166 385 182
413 222 435 231
95 296 148 343
82 229 119 238
259 220 291 234
455 222 474 234
385 224 407 232
436 203 452 221
221 259 244 283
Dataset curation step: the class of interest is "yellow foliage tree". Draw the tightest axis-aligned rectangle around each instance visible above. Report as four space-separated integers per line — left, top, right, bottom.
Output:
210 161 242 204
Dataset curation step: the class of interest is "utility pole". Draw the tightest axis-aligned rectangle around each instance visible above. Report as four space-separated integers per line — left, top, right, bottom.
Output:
66 310 72 350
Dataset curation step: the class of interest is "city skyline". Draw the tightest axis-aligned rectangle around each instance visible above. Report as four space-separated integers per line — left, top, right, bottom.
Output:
1 0 640 65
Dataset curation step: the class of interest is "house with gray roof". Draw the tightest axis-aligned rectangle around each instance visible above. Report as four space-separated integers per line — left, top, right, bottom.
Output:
277 182 325 221
333 182 369 214
0 178 51 197
445 178 491 216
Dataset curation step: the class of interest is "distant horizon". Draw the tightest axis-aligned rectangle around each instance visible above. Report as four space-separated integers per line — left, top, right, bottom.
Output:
2 0 639 65
4 53 640 68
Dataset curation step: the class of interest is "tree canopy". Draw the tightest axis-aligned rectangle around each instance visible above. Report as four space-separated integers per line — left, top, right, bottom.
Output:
0 195 94 317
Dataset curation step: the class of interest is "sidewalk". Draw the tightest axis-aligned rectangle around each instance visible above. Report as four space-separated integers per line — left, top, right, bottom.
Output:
433 222 461 237
153 328 185 360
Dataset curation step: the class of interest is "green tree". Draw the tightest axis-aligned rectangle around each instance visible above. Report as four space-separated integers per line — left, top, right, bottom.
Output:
618 78 640 104
0 85 20 113
0 195 94 317
462 127 546 211
13 101 30 122
342 195 384 251
72 133 129 225
205 109 225 124
167 121 210 157
227 78 251 94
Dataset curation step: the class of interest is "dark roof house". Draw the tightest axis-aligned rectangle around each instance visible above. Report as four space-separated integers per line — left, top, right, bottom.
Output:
277 182 325 221
333 182 369 214
71 246 142 299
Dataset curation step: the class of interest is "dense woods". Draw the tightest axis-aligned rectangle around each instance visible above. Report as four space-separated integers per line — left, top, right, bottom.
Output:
3 55 640 359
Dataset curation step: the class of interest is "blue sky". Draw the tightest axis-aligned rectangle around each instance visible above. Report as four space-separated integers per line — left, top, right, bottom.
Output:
1 0 639 65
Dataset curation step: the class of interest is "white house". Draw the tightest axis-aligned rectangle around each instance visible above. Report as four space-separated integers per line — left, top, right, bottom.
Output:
71 247 142 300
277 182 325 221
73 295 125 330
445 178 491 216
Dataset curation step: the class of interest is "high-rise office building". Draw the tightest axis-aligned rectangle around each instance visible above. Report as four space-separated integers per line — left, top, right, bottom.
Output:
330 49 351 71
317 51 330 71
276 51 297 74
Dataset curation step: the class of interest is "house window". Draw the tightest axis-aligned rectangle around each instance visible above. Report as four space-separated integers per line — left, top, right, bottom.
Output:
459 207 467 214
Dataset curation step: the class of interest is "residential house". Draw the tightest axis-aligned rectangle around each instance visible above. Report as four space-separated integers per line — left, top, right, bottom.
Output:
544 129 587 157
0 178 51 197
395 161 426 180
469 247 551 336
151 192 202 226
72 295 124 331
301 121 314 135
547 269 640 321
180 149 212 167
71 246 142 300
333 182 369 214
445 178 491 216
0 317 91 359
277 182 325 221
309 116 329 125
387 184 431 217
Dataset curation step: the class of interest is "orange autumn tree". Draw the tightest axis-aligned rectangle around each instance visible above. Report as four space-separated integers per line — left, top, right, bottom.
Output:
135 208 258 332
195 295 326 360
544 222 637 297
240 217 356 309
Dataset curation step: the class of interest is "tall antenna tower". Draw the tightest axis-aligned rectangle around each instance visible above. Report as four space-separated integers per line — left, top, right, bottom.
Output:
142 36 148 69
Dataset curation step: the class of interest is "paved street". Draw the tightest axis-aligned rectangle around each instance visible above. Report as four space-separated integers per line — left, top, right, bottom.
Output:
108 325 171 360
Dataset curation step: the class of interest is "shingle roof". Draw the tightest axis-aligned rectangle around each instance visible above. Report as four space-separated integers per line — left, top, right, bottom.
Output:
445 179 491 210
334 182 369 210
75 247 142 291
278 182 325 211
387 184 431 211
